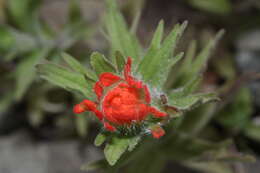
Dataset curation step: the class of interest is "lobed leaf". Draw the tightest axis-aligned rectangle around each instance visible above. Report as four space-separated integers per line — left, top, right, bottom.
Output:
170 76 202 99
168 92 219 110
62 52 97 80
37 62 95 99
191 30 224 76
90 52 116 76
115 51 126 73
138 21 187 87
105 0 141 65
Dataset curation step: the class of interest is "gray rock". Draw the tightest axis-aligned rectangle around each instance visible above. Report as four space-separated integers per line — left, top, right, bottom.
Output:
0 132 102 173
244 159 260 173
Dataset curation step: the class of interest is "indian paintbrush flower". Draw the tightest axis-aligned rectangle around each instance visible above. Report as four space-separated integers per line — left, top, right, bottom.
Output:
74 57 167 138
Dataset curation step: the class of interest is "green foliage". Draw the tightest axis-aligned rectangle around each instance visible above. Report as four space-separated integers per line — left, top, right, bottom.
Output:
15 49 48 100
169 92 219 110
104 136 141 165
21 0 255 171
90 52 116 75
37 61 95 99
187 0 232 15
62 53 97 81
175 30 225 87
115 51 126 73
105 0 141 65
7 0 41 31
137 21 187 88
94 133 107 147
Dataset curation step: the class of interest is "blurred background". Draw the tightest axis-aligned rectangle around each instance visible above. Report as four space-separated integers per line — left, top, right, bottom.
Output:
1 0 260 172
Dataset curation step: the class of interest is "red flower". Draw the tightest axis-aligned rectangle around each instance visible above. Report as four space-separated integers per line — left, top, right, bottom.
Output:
74 57 167 138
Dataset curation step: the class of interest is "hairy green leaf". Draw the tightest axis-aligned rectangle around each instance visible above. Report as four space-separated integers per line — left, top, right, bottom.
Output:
62 52 97 80
90 52 116 75
104 135 141 165
170 76 202 99
105 0 141 65
115 51 126 73
169 92 219 110
37 62 94 98
104 137 130 165
191 30 224 75
138 21 187 87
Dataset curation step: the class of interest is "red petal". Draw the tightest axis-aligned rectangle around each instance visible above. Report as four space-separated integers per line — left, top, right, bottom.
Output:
149 106 167 118
124 57 132 82
73 104 86 114
94 82 103 100
74 100 103 120
104 122 116 132
151 126 165 139
99 72 121 87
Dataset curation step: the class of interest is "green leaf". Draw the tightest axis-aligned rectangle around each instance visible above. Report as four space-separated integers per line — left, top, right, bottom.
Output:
136 20 164 75
182 40 197 71
168 92 219 110
7 0 41 31
104 135 141 165
188 0 232 15
37 62 95 98
15 49 48 100
62 52 97 80
115 51 126 73
161 52 184 87
138 21 187 87
3 29 38 61
128 136 141 152
94 133 107 147
105 0 141 64
150 20 164 49
104 137 130 165
191 30 224 75
170 76 202 99
0 26 15 51
90 52 116 76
